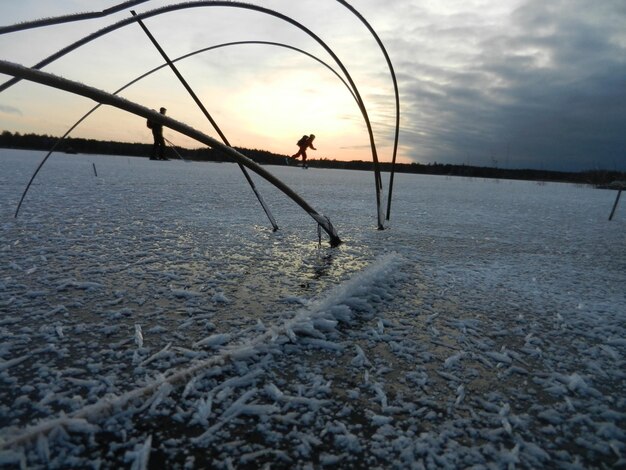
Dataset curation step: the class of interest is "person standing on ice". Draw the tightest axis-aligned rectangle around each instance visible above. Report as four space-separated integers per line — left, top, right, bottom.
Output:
290 134 316 168
147 107 167 160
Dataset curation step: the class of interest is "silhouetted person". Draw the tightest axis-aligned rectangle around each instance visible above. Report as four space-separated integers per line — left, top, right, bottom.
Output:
291 134 316 168
147 107 167 160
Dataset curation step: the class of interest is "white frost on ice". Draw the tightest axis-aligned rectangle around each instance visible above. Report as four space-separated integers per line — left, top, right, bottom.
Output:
1 152 624 468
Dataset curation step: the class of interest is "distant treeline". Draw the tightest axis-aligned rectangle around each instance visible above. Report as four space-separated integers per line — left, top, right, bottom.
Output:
1 130 624 187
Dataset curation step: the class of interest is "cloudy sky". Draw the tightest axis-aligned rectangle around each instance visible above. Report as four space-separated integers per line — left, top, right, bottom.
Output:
1 0 625 171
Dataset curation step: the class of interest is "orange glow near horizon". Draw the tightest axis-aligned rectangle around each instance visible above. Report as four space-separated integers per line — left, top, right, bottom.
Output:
1 83 402 167
0 74 404 164
120 69 401 163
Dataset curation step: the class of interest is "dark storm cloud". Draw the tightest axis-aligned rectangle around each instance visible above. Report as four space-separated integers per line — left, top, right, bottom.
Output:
396 0 626 171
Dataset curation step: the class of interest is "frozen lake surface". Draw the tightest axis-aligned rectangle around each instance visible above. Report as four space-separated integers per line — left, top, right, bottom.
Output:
1 149 625 468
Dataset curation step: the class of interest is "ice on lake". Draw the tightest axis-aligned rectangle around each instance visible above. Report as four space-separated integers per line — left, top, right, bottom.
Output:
1 149 625 468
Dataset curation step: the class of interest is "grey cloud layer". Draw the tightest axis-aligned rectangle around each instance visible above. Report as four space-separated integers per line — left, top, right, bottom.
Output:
391 0 626 170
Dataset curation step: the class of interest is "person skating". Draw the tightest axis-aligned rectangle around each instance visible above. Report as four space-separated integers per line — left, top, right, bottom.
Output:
291 134 316 168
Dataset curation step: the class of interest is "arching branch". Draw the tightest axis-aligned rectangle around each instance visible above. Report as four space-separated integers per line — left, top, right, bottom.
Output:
335 0 401 221
0 0 149 34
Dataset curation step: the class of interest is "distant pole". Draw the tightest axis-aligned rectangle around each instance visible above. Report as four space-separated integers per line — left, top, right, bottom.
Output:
609 190 622 221
92 163 97 177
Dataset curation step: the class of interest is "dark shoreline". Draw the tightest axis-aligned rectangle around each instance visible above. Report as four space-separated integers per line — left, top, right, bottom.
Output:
2 131 624 187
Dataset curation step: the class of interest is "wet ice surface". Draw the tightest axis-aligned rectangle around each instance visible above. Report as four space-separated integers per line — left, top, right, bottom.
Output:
0 149 625 469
